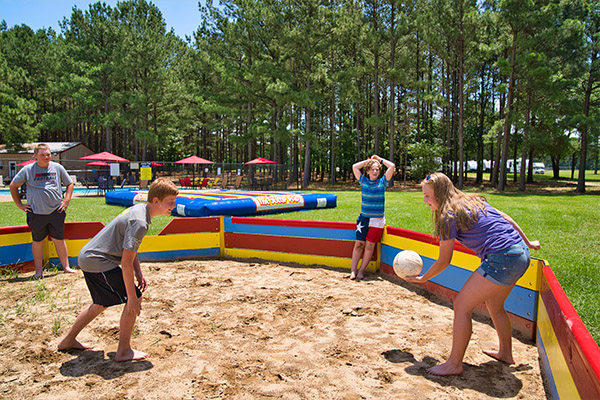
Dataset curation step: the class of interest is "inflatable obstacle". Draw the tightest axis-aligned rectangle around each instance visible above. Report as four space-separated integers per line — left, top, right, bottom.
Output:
105 189 337 217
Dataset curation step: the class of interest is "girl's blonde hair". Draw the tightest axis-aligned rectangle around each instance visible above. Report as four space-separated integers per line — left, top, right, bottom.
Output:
421 172 487 240
148 178 179 202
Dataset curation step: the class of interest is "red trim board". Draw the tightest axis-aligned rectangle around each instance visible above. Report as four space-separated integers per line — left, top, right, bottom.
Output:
159 217 221 235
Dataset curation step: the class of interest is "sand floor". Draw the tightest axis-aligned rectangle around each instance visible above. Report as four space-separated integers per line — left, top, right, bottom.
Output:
0 259 548 399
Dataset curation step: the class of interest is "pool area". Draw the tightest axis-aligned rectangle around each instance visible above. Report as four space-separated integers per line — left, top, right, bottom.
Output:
0 187 133 195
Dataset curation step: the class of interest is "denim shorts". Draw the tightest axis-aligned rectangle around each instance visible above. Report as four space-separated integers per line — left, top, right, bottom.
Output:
476 240 530 286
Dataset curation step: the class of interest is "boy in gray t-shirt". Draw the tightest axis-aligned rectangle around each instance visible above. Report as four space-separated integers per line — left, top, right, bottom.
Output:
58 178 178 362
9 143 76 278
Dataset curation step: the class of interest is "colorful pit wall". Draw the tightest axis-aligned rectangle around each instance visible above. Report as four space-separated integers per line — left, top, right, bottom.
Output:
1 217 598 399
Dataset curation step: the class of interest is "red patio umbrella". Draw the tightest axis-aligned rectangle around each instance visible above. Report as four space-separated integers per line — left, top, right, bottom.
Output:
175 156 214 187
151 162 165 167
175 155 213 164
80 151 130 162
245 158 277 190
245 157 277 165
16 159 36 166
86 161 110 166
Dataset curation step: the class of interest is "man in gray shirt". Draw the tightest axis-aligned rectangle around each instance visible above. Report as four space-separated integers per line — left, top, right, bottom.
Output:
10 143 76 278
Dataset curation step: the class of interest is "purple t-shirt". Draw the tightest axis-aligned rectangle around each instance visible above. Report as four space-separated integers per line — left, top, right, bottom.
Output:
446 202 522 259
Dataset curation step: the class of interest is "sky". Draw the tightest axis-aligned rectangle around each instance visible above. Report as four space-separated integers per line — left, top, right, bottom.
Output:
0 0 207 39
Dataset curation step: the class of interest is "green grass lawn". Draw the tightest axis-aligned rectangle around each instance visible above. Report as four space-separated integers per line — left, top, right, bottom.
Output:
1 184 599 344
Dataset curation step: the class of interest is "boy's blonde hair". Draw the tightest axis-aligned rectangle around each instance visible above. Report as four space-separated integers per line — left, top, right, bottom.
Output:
364 159 381 176
421 172 487 240
34 143 51 155
147 178 179 202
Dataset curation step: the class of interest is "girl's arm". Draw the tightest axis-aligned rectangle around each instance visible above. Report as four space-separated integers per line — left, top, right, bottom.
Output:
498 210 540 250
405 239 455 283
352 159 370 180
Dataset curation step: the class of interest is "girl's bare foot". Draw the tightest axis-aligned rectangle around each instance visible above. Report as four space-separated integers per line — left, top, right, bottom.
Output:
114 348 148 362
426 361 463 376
349 272 357 280
483 349 514 364
356 272 364 281
58 338 92 351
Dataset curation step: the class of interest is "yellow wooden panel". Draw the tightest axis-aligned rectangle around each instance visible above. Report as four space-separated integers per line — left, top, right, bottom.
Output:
46 233 221 258
224 248 377 272
537 297 580 399
139 232 221 252
0 232 32 247
47 239 89 258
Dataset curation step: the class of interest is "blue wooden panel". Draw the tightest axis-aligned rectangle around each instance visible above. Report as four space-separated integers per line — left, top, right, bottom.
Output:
0 243 33 265
48 256 79 268
381 244 537 322
139 247 220 261
224 217 355 240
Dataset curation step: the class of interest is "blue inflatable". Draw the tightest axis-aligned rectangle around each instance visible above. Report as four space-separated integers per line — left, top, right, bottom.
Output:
105 189 337 217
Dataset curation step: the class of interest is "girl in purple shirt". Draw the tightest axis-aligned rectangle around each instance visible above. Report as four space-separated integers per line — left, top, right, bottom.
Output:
406 172 540 376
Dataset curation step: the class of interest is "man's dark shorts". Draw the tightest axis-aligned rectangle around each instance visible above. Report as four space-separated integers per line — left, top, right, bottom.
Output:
83 267 143 308
27 209 66 242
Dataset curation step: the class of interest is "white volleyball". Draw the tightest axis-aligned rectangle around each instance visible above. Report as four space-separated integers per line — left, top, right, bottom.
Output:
392 250 423 278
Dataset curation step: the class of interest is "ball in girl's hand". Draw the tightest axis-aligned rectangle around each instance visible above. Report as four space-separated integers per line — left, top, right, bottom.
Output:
393 250 423 278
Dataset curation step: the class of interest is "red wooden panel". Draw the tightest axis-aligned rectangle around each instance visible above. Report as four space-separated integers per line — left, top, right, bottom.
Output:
0 225 30 235
159 217 221 235
64 222 105 240
540 266 600 399
224 232 374 260
386 226 476 256
2 261 35 273
231 217 355 230
381 263 535 341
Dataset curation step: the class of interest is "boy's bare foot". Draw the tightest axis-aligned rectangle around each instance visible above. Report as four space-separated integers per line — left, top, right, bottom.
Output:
482 349 514 365
426 361 463 376
356 272 364 281
32 273 43 279
63 267 78 274
58 338 92 351
114 349 148 362
349 271 357 280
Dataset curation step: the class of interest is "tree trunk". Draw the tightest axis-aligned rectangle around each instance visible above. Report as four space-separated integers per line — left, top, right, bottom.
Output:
519 91 531 191
498 30 517 192
457 3 465 189
576 52 596 193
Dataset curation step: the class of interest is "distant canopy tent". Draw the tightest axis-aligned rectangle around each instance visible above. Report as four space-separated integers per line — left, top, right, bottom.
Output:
175 156 214 187
16 159 36 166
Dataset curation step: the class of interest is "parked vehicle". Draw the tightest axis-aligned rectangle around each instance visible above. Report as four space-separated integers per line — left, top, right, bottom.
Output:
533 162 545 174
